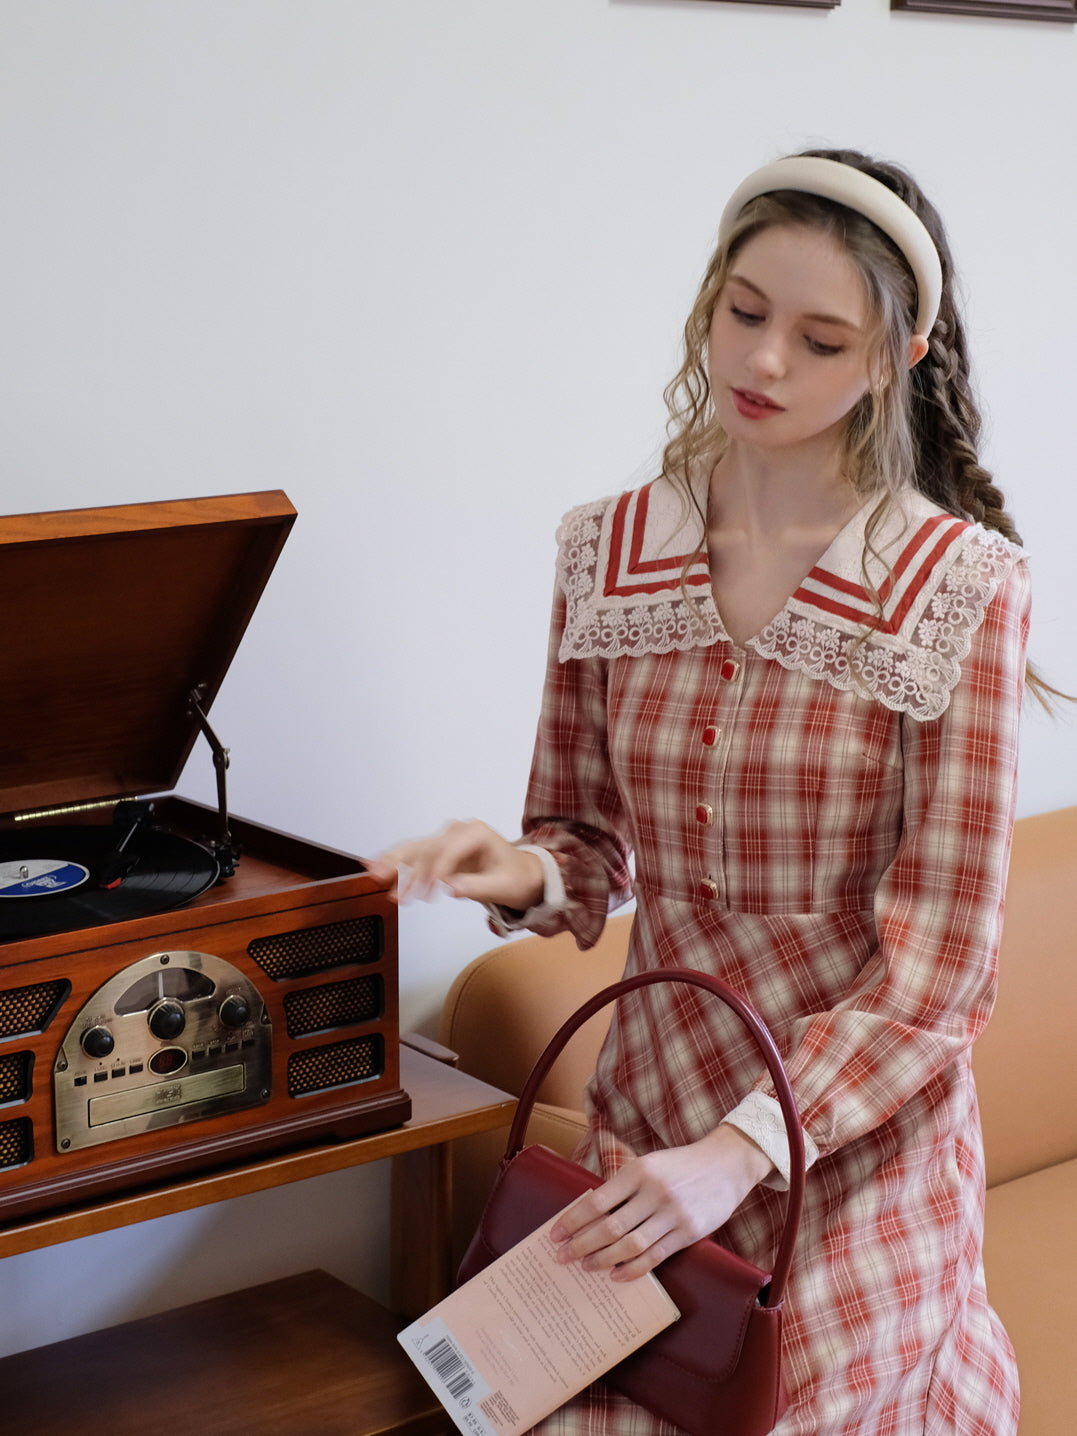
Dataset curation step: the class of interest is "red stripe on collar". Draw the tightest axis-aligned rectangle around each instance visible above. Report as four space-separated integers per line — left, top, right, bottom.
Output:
793 515 968 635
603 484 709 599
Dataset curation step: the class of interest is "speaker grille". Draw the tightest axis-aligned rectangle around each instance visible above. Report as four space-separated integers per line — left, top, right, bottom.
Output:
0 1051 33 1106
0 979 71 1040
0 1117 32 1171
283 976 382 1038
287 1034 384 1097
248 917 383 980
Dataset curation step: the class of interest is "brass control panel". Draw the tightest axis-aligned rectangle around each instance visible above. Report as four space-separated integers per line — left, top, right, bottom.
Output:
53 950 272 1152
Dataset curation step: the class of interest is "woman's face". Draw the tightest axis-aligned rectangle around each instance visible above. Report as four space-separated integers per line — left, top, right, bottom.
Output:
707 223 876 459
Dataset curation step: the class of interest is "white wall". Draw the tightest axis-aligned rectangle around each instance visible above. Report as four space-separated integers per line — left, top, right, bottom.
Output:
1 0 1074 1357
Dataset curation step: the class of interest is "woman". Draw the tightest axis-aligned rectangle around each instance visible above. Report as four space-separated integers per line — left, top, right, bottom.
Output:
372 150 1030 1434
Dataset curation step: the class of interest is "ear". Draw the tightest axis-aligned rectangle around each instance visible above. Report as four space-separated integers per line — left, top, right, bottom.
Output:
907 335 929 369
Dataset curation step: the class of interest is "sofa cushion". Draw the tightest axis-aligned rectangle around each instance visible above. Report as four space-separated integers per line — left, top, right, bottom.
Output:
983 1156 1077 1435
440 914 629 1105
974 806 1077 1188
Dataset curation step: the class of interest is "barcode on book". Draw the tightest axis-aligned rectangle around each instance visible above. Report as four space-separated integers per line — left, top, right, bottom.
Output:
424 1333 475 1400
398 1313 494 1435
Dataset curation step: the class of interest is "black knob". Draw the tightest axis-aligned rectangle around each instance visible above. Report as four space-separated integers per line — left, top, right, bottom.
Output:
81 1025 115 1059
148 998 186 1041
218 994 251 1029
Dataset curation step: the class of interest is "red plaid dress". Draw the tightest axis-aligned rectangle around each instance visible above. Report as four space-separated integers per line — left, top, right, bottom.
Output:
518 478 1029 1436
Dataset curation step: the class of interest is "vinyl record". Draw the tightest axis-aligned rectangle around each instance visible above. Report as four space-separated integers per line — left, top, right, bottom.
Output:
0 825 219 940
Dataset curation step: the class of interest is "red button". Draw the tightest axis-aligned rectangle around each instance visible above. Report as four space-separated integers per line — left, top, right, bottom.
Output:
702 725 720 746
720 658 741 682
699 878 719 900
695 803 714 826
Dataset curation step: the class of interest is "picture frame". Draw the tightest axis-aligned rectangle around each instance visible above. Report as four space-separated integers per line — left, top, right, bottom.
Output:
892 0 1075 20
686 0 840 9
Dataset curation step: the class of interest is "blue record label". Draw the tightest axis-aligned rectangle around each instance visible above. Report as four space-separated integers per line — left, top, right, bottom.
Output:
0 858 91 898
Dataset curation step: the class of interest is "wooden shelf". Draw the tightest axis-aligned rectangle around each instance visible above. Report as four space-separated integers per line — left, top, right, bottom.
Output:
0 1269 455 1435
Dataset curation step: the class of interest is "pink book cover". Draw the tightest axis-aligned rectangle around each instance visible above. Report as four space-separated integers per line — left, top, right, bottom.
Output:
398 1206 680 1436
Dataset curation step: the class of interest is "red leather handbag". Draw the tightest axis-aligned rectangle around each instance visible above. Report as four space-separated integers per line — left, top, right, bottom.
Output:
457 967 805 1436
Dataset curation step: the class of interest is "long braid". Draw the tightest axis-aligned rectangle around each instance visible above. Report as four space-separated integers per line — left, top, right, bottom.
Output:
809 149 1027 546
890 170 1068 708
842 151 1070 706
909 270 1023 543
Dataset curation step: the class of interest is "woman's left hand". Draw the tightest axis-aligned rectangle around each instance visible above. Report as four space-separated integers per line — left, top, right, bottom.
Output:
549 1125 774 1281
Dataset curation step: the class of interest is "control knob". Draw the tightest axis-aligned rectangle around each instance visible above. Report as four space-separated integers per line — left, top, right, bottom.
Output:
218 993 251 1029
81 1025 115 1059
148 998 186 1041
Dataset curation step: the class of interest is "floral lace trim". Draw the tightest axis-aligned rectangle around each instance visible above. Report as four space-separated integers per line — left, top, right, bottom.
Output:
556 498 1023 722
752 529 1020 721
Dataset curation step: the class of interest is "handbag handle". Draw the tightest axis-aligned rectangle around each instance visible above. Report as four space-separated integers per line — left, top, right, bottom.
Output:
502 966 806 1308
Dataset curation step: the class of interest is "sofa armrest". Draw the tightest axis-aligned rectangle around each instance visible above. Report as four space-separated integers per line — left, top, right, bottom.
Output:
400 1030 459 1067
524 1103 588 1159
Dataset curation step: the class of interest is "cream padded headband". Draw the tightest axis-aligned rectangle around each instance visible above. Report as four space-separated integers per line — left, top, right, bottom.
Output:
717 156 943 340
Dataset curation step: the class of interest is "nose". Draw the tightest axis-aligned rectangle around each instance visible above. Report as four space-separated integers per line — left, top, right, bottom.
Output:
746 327 788 381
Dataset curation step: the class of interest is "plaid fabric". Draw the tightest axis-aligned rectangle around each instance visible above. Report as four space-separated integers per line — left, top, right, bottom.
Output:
523 490 1029 1436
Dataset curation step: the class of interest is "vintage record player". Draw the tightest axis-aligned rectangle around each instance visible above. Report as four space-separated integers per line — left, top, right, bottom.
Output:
0 491 408 1223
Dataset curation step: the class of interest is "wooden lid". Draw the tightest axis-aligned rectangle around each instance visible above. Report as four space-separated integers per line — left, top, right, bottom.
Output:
0 491 296 818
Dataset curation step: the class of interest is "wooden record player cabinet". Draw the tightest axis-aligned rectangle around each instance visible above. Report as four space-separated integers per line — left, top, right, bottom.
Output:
0 492 416 1221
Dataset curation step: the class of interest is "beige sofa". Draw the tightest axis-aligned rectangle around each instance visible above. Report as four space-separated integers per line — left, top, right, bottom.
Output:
440 805 1077 1436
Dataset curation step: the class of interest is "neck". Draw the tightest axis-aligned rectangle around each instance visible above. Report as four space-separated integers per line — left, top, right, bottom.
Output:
709 437 857 540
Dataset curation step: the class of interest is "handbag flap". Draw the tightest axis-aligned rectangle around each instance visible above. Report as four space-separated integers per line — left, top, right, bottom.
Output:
459 1144 771 1382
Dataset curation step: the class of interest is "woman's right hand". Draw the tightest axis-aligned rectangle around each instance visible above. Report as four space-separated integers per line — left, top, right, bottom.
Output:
366 819 547 911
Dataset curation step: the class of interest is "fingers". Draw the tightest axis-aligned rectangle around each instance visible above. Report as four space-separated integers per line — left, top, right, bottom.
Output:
553 1193 676 1280
590 1222 683 1283
364 850 439 903
368 821 545 910
367 820 491 901
548 1136 761 1281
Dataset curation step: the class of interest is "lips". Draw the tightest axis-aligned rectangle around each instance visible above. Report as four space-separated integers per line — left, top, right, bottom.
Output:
732 388 786 419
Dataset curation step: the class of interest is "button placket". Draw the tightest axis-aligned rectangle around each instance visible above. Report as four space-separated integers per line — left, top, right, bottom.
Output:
695 653 745 904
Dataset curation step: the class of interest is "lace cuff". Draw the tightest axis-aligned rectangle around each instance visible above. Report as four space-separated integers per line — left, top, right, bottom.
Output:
484 844 567 938
722 1091 819 1192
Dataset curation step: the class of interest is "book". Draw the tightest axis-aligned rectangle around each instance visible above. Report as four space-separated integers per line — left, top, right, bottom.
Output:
397 1205 680 1436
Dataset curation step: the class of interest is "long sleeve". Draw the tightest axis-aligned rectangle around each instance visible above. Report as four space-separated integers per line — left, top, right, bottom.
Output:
514 583 634 950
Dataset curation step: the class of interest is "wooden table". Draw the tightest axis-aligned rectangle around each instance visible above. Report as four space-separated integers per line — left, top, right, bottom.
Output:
0 1045 515 1434
0 1043 516 1315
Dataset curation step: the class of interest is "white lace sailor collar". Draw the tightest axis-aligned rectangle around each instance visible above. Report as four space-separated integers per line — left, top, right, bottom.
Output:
556 476 1024 721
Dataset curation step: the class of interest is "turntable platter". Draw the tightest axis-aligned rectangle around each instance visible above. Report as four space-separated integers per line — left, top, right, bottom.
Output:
0 825 219 939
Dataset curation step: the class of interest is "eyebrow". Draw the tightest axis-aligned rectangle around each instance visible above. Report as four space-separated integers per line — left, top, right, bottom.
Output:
727 273 863 332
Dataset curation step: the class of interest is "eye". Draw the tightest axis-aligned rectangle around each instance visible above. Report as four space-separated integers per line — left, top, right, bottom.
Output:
806 336 845 357
730 304 764 326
